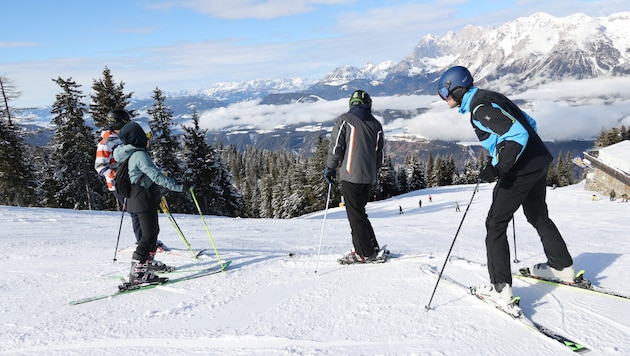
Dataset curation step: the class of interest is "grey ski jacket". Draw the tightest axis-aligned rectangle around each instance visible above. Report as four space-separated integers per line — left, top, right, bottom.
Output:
326 105 384 185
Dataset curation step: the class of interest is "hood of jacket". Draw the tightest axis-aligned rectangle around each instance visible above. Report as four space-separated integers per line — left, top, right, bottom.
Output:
118 122 147 149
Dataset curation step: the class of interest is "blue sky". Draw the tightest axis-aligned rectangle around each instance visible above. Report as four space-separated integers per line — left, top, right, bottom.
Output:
1 0 628 107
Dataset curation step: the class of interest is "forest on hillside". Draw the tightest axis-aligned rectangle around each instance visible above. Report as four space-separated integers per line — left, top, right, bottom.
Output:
2 69 619 218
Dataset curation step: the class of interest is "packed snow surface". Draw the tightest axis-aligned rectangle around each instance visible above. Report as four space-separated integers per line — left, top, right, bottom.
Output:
1 181 628 355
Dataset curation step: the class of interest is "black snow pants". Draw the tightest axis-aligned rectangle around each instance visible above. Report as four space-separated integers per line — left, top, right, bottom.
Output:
341 181 379 258
486 167 573 285
132 210 160 262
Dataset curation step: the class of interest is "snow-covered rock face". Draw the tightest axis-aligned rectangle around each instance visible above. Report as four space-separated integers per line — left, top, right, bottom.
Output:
402 12 630 90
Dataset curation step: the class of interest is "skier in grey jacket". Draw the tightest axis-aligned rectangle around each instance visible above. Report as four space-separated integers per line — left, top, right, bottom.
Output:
325 90 384 263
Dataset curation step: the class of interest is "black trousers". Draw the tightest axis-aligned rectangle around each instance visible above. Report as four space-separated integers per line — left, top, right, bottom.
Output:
114 190 143 243
486 167 573 285
132 210 160 262
341 181 379 257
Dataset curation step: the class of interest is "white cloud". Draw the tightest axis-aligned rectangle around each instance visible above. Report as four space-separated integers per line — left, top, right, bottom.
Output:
169 0 355 19
194 77 630 142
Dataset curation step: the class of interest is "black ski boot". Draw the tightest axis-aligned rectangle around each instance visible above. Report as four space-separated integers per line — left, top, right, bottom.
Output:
128 260 166 287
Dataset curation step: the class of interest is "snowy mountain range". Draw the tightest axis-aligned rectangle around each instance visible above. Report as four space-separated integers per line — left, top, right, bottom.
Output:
16 12 630 165
184 11 630 105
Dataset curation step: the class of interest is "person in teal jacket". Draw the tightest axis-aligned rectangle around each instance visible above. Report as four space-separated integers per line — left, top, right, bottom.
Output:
114 121 186 286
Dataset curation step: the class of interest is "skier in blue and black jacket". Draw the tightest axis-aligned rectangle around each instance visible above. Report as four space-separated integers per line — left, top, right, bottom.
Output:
437 66 577 309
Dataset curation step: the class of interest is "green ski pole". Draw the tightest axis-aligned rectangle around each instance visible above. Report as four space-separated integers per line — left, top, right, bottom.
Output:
160 196 200 259
189 188 226 270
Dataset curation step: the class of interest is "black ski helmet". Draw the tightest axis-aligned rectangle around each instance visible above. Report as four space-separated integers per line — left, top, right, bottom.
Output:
107 109 131 131
349 90 372 109
437 66 473 105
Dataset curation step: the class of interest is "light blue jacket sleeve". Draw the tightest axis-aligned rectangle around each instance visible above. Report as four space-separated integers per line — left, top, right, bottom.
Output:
130 151 183 192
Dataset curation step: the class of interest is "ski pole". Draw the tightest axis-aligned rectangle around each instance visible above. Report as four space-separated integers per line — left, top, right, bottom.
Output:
160 196 198 259
112 199 126 262
425 181 481 311
189 188 226 269
314 183 332 274
512 217 519 263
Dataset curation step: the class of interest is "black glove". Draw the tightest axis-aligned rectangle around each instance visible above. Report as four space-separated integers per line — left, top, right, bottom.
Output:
479 163 498 183
182 182 194 192
324 167 336 184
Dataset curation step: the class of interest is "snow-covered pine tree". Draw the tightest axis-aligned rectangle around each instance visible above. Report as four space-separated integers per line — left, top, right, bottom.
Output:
147 87 186 211
406 154 426 191
397 166 408 194
182 111 242 217
49 77 104 210
89 67 134 129
426 151 435 187
0 76 37 206
378 156 398 199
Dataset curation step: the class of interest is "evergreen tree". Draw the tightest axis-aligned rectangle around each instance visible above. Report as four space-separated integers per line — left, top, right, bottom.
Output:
406 154 426 191
48 77 105 210
0 76 36 206
283 157 310 218
431 156 442 187
426 151 435 187
560 152 574 187
147 87 185 211
89 67 134 129
554 151 568 187
438 155 456 186
460 160 477 184
305 137 336 211
377 156 398 199
397 166 408 194
546 160 558 186
0 76 20 125
182 111 242 216
258 174 274 218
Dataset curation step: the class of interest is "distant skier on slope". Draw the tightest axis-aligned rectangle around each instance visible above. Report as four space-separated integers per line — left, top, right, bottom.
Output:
436 66 578 308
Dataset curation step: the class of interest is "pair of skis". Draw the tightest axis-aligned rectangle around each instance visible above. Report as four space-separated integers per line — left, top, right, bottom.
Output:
421 264 590 353
449 255 630 300
70 260 232 305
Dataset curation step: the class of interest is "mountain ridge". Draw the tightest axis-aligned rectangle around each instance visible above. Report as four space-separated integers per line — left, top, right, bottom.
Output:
14 12 626 166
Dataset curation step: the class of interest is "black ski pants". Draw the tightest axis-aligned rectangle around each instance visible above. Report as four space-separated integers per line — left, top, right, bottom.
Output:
486 167 573 285
114 190 143 243
341 181 379 258
132 210 160 262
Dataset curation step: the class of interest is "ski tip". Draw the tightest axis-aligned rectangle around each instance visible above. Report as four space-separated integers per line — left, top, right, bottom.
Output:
519 267 531 276
194 249 208 259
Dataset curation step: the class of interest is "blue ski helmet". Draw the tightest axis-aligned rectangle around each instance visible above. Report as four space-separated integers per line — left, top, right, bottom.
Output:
437 66 473 104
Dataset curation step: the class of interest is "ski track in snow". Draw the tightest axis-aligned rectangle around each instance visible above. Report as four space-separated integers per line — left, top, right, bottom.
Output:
1 181 629 355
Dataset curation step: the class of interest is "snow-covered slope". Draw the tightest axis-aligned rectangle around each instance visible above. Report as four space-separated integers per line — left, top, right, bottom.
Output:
1 181 628 354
